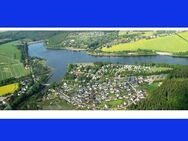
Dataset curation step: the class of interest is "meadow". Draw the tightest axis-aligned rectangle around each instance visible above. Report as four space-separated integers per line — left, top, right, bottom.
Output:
0 42 28 81
102 32 188 53
178 32 188 41
0 83 19 96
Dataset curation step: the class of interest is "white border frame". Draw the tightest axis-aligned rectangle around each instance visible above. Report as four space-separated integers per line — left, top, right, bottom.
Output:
0 27 188 31
1 111 188 119
0 27 188 119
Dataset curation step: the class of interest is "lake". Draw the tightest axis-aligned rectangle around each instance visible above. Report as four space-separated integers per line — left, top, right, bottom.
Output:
28 43 188 83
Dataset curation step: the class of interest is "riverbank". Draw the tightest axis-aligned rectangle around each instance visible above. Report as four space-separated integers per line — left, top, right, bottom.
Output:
87 51 157 57
156 52 188 58
46 47 86 52
47 46 188 58
38 41 188 58
88 50 188 58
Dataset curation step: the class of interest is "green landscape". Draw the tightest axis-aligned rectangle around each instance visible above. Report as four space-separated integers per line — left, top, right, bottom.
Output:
129 66 188 110
0 30 188 110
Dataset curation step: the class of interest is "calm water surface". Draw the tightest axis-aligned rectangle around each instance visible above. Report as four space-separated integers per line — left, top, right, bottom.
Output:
28 43 188 83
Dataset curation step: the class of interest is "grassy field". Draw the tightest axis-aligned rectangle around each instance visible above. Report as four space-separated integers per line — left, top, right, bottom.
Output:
99 99 124 109
0 42 28 81
141 82 161 94
102 32 188 53
149 67 172 73
0 83 19 96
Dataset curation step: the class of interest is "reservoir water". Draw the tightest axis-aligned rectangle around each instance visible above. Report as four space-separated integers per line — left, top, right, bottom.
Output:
28 43 188 83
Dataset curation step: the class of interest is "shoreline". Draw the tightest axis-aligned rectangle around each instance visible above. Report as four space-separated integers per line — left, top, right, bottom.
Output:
87 51 157 57
40 42 188 58
87 51 188 58
46 46 188 58
46 47 86 52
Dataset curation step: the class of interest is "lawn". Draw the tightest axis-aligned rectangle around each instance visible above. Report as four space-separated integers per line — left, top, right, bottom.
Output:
99 99 124 109
107 99 124 107
141 82 161 94
0 83 19 96
102 32 188 53
0 42 28 81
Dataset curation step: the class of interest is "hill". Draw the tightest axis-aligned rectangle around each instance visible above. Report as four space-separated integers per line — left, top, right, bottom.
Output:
102 32 188 53
46 31 119 50
0 31 59 41
128 66 188 110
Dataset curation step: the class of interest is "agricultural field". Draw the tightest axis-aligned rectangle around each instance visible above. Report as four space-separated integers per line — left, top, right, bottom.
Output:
0 42 29 81
102 32 188 53
0 83 19 96
178 32 188 41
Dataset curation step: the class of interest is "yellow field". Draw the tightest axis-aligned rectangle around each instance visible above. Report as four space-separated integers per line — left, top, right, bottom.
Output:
179 32 188 40
102 32 188 53
0 83 19 96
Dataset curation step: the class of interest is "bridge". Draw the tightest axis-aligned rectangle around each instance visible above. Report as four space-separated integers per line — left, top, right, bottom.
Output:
28 40 45 45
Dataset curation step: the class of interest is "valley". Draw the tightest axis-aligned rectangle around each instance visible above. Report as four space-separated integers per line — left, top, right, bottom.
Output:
0 30 188 110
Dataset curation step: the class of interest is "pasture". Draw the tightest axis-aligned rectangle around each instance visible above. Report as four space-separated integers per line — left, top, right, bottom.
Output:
0 83 19 96
0 42 28 81
102 32 188 53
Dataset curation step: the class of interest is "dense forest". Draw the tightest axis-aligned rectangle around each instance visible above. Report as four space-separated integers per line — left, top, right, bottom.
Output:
128 66 188 110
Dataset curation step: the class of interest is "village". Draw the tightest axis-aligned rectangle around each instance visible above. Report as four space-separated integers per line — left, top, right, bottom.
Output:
43 63 169 110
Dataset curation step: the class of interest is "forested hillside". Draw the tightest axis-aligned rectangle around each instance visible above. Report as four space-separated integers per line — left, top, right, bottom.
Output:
128 66 188 110
0 31 119 50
